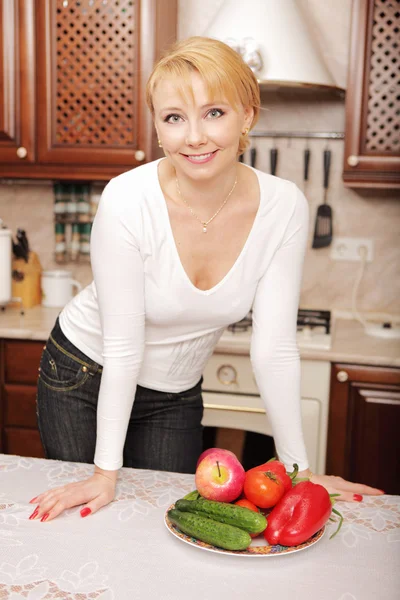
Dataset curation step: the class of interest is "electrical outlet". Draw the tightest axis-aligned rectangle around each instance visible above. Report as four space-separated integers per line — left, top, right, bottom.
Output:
330 237 374 262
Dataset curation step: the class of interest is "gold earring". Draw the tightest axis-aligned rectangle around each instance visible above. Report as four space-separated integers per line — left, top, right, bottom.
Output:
158 139 162 148
242 128 249 136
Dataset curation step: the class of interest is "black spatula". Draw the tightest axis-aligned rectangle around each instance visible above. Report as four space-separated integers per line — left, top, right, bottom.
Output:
312 149 332 248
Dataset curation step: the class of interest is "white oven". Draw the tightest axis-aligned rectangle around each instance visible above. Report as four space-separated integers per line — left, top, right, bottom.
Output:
201 317 332 474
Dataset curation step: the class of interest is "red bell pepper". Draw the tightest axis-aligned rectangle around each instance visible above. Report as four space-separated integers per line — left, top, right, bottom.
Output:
264 481 343 547
247 458 298 493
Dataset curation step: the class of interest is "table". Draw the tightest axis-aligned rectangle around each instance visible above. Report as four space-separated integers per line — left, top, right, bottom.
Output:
0 454 399 600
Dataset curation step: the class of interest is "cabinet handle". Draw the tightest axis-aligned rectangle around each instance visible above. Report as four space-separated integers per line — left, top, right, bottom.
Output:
337 370 349 382
347 155 359 167
135 150 145 161
17 147 27 159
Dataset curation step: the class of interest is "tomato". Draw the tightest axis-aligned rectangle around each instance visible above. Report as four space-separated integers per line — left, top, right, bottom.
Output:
243 470 285 509
234 498 259 511
247 460 297 493
234 498 262 538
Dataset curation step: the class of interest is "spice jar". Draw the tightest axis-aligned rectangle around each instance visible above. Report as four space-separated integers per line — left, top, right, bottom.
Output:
77 184 91 223
54 223 67 264
69 224 80 262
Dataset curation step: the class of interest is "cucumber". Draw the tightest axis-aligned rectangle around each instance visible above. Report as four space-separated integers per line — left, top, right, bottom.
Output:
168 509 251 551
175 498 266 535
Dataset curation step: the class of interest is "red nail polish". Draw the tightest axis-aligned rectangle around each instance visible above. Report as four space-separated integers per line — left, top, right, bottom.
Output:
80 507 91 518
379 490 385 494
29 496 38 504
41 513 49 522
29 507 39 520
353 494 363 502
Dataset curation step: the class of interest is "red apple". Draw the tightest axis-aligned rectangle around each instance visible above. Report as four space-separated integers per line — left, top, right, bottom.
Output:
195 449 245 502
196 447 237 468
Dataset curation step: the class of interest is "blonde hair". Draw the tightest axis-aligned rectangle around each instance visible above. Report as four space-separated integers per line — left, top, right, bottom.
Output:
146 36 260 155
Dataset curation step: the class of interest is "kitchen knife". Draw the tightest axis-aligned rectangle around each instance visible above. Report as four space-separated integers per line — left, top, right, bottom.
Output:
304 148 310 182
12 239 26 261
270 148 278 176
250 147 257 168
16 229 29 262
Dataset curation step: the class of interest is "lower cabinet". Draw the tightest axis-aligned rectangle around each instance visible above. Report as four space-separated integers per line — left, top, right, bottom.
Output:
0 339 45 458
327 363 400 495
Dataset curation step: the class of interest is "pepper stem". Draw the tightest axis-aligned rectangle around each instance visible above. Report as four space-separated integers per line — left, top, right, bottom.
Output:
288 463 299 480
329 493 341 503
216 461 221 478
329 507 344 539
292 477 309 484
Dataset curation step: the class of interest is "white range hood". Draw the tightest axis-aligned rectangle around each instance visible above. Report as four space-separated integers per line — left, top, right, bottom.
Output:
204 0 344 93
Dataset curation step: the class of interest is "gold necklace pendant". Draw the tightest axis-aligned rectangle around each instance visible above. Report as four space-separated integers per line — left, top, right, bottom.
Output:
176 175 238 233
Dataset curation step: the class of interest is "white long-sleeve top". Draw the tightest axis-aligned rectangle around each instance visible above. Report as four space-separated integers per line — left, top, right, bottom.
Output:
60 159 310 472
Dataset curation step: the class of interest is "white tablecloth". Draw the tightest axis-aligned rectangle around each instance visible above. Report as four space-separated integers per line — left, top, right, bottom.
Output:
0 454 399 600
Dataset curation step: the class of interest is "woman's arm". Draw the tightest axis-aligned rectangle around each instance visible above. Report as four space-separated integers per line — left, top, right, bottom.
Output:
250 186 384 501
250 185 309 472
90 178 145 470
29 178 146 522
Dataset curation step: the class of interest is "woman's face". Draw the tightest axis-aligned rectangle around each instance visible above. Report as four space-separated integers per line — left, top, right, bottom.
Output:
152 71 253 180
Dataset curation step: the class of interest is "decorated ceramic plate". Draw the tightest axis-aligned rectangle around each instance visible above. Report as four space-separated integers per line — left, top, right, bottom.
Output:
164 504 325 557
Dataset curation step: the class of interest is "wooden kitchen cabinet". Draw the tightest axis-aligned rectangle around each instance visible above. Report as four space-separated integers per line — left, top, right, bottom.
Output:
0 0 177 180
0 339 45 458
327 363 400 494
0 0 36 165
343 0 400 188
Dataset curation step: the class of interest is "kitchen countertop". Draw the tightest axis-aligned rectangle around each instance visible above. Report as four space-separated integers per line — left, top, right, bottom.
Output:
216 317 400 367
0 305 60 341
0 305 399 367
1 453 399 600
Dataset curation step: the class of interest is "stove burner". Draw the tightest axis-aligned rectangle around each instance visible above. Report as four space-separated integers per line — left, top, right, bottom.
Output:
297 309 331 334
227 315 252 333
228 309 331 335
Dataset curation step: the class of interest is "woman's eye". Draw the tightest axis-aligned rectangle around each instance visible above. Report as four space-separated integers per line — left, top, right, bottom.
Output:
207 108 224 119
165 114 182 123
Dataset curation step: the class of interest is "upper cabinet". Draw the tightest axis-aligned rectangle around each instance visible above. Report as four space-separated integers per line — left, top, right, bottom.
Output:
343 0 400 188
0 0 177 181
0 0 36 165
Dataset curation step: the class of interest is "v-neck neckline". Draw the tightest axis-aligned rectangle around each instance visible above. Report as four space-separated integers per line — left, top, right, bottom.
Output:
155 158 262 296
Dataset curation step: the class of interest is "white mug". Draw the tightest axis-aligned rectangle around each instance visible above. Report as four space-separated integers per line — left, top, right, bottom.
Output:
41 270 82 308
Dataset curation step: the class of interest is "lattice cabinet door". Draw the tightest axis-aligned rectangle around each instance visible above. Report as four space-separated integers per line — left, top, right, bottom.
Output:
0 0 35 166
35 0 176 180
343 0 400 188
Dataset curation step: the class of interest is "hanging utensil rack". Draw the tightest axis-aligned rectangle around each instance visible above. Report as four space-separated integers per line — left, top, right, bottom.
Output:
249 131 344 140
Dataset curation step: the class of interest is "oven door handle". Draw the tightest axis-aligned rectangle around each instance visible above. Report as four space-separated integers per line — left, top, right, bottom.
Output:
203 403 266 415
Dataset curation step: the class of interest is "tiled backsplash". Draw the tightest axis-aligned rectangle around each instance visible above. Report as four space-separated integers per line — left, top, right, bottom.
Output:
0 182 94 290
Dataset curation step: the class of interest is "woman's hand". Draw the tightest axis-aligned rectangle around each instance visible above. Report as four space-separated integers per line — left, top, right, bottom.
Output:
28 467 118 522
298 469 384 502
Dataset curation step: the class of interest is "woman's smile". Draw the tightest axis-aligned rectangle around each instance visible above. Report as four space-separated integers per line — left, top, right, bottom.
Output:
181 150 219 164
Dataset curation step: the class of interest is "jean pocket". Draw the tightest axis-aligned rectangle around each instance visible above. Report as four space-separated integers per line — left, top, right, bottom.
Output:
38 348 89 392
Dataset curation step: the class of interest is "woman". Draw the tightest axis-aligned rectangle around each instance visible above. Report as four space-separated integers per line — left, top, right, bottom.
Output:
31 37 382 523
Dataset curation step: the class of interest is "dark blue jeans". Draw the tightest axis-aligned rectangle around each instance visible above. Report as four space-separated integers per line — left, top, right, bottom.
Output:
36 319 204 474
